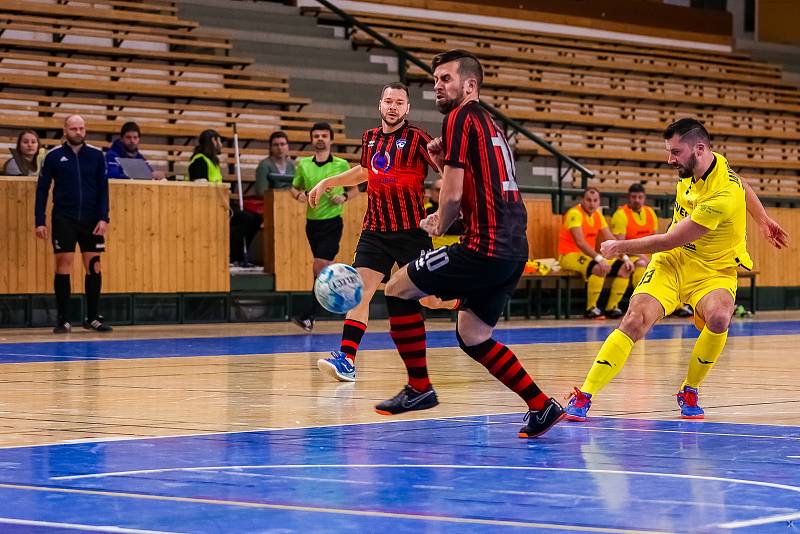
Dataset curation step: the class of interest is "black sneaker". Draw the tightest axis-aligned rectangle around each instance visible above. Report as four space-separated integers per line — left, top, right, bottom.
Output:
53 321 71 334
584 307 604 319
518 398 565 438
673 304 693 318
604 307 623 319
83 316 113 332
291 315 314 332
375 385 439 415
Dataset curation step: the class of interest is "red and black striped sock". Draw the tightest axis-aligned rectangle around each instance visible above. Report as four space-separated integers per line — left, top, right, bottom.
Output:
386 296 430 392
340 319 367 363
460 336 548 411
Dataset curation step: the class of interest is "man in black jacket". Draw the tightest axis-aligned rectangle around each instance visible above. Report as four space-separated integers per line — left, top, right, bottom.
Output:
35 115 112 333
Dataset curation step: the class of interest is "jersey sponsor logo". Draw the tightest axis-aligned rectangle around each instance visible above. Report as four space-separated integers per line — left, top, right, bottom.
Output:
395 139 406 149
370 151 392 174
368 140 376 147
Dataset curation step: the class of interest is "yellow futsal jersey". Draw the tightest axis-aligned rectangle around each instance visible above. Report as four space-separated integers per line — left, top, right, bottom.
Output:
670 152 752 271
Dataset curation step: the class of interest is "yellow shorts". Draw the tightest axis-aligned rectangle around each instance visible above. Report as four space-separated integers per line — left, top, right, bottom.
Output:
558 252 593 280
631 248 737 316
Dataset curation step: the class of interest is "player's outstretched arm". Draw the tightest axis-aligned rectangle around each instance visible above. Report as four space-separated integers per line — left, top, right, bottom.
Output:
308 166 368 207
742 179 789 249
601 217 709 258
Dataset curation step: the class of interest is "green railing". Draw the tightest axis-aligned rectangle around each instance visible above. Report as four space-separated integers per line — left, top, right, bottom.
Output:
312 0 593 212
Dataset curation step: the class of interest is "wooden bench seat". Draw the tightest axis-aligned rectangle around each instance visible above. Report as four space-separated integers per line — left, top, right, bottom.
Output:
0 17 232 52
319 9 770 73
0 73 308 108
352 31 796 91
0 1 198 31
0 53 288 93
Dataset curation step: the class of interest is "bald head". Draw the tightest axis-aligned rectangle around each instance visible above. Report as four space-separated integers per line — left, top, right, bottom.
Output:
63 115 86 146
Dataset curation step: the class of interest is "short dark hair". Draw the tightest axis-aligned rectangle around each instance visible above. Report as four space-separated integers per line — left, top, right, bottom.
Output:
431 49 483 89
628 183 646 194
120 121 140 137
381 82 409 99
663 118 711 147
269 131 288 145
310 122 334 141
584 186 600 197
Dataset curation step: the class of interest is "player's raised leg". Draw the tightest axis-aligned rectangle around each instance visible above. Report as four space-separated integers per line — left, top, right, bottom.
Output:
317 267 383 382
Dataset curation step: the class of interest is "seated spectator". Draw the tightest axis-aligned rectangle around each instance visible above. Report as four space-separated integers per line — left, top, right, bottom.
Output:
3 130 43 176
254 131 295 195
188 129 261 265
188 129 224 182
106 122 166 180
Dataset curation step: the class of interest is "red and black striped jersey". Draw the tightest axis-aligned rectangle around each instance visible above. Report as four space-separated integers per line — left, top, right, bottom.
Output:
442 101 528 260
360 121 436 232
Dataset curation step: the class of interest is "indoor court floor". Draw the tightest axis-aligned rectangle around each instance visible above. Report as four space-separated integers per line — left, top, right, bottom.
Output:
0 312 797 532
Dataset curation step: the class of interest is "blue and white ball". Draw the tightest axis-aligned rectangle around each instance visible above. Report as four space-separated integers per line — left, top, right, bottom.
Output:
314 263 363 314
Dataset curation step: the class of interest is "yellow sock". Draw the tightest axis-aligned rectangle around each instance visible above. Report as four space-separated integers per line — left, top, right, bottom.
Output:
605 276 629 310
682 327 727 389
586 275 604 309
581 329 634 395
632 266 646 287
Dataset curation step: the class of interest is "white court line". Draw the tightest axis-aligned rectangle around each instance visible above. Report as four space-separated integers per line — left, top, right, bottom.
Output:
50 464 800 502
717 510 800 529
0 517 178 533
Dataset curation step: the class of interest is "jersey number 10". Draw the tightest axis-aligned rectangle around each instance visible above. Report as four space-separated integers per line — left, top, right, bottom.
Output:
491 134 518 193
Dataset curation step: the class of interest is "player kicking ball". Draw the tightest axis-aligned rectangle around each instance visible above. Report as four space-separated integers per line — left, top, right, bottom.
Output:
309 82 453 383
565 118 788 421
373 50 565 439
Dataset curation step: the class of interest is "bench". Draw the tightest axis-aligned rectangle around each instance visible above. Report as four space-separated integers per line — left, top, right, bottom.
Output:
505 270 582 320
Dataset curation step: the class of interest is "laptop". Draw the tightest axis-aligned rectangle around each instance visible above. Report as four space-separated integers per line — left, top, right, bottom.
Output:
117 158 154 180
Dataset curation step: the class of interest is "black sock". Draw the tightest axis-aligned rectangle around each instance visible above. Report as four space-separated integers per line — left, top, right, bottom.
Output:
85 272 102 320
54 274 70 323
308 282 320 319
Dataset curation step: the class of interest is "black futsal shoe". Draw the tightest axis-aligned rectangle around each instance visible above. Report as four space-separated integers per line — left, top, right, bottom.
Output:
83 316 113 332
518 398 566 438
291 314 314 332
53 321 71 334
584 307 604 319
604 307 623 319
375 385 439 415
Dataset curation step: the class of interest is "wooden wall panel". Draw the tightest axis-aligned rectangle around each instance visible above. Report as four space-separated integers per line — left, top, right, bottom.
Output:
264 190 368 292
0 177 229 294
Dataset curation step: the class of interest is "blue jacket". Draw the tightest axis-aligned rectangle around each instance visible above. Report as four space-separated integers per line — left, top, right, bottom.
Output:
35 143 109 227
105 138 152 179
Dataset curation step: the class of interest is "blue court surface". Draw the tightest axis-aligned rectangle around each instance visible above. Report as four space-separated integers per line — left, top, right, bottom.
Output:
0 320 797 532
0 416 797 532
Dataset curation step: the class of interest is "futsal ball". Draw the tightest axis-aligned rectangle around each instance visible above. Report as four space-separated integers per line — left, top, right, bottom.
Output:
314 263 363 314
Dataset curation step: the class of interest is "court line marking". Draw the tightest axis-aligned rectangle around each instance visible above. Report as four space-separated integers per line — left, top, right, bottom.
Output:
717 510 800 529
0 517 177 533
3 410 799 451
0 481 665 533
51 464 800 501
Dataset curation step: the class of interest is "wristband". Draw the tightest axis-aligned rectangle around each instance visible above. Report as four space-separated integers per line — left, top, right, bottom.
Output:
622 255 631 262
594 254 604 263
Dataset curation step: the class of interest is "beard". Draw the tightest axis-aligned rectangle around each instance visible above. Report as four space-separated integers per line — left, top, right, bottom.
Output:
380 110 406 128
66 134 85 146
674 153 696 178
435 90 463 114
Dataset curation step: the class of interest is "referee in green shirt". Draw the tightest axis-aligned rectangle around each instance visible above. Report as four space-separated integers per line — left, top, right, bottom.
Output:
291 122 355 331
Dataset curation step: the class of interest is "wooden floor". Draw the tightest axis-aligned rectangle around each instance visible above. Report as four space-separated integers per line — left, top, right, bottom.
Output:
0 312 798 449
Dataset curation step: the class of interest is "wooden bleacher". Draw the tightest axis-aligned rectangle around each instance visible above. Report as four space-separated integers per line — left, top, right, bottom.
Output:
0 0 362 181
309 7 800 197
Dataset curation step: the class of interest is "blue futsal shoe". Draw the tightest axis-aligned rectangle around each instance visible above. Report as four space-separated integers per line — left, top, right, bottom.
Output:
317 351 356 382
676 385 704 419
564 387 592 422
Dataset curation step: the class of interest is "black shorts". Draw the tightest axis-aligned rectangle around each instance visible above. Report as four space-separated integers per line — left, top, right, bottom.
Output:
305 216 343 261
353 229 432 283
407 243 525 327
51 215 105 254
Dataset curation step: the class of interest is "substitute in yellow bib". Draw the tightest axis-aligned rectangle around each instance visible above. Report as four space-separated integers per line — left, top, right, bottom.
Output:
558 187 634 319
610 183 658 287
564 118 789 421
